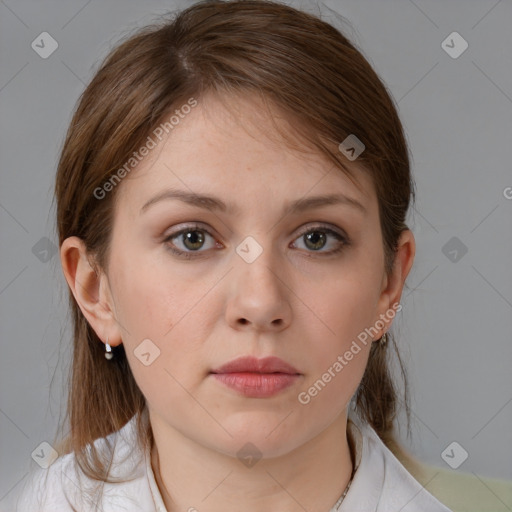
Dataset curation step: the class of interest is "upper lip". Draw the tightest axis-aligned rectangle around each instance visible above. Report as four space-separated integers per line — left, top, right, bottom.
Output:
211 356 300 374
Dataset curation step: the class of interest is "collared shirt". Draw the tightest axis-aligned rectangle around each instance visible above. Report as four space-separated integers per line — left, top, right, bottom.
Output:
13 413 452 511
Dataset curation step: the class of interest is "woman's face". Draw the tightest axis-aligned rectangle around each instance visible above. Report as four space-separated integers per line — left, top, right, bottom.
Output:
89 94 411 458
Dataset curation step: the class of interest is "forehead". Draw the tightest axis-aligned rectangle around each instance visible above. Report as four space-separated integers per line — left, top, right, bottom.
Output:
116 93 377 217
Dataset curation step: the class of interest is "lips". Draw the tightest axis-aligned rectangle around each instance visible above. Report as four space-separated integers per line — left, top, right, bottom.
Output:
210 356 302 398
210 356 300 375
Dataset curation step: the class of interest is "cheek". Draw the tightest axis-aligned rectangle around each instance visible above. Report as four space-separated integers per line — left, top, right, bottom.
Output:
109 252 202 409
109 248 217 379
110 248 186 337
296 337 371 424
306 271 381 345
294 269 379 398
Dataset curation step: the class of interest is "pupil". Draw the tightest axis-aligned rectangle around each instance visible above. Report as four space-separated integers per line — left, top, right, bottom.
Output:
305 231 326 250
184 230 204 250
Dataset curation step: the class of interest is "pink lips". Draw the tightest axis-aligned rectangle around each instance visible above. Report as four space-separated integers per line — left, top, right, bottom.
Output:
210 356 301 398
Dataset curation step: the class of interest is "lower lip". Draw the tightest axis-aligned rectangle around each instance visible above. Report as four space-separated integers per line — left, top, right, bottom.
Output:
211 372 300 398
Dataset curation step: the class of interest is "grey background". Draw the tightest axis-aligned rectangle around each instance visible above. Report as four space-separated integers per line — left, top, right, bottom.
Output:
1 0 511 507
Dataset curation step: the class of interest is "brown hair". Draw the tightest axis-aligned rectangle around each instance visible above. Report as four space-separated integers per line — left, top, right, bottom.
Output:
52 0 417 502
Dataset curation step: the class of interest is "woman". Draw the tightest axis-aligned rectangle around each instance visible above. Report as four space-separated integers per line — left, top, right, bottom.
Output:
16 1 452 510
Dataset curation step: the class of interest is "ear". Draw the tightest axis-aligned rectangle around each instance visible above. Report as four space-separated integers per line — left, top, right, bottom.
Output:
59 236 123 347
374 229 415 338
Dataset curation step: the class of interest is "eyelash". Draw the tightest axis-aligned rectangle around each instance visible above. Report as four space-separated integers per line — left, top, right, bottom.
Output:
162 223 350 259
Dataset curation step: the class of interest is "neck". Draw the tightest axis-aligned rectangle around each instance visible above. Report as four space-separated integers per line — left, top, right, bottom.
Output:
150 411 354 512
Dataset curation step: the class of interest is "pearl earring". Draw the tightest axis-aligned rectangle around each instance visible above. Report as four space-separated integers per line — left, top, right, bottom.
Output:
105 338 113 360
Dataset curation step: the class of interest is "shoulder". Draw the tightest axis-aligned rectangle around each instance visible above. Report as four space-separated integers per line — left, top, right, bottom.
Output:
14 416 155 512
15 450 82 511
363 422 512 512
341 415 453 512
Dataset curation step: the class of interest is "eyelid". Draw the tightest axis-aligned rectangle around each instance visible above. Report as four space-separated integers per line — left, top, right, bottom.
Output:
294 223 347 240
163 221 213 238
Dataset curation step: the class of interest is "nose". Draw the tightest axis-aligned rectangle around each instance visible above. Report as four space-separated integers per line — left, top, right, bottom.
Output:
225 244 292 333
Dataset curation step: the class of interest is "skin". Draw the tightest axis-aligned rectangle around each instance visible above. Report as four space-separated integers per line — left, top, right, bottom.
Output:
61 93 415 512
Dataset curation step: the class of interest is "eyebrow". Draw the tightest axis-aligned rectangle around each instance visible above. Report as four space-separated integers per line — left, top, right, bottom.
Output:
140 188 367 216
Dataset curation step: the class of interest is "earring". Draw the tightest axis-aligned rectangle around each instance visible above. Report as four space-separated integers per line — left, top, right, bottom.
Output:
380 332 388 345
105 338 113 360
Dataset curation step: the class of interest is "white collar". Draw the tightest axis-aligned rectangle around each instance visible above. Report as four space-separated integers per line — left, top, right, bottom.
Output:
115 412 450 512
338 412 451 511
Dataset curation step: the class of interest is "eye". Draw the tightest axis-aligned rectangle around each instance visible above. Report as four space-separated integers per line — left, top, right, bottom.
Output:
291 225 348 255
163 224 219 258
163 223 349 260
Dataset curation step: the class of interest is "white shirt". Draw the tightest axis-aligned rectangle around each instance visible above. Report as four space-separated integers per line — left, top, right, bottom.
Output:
13 413 452 511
